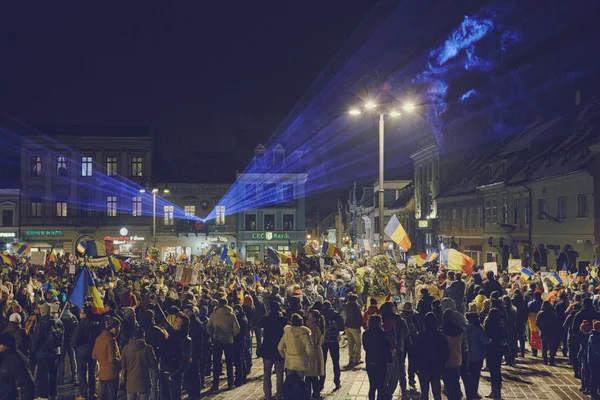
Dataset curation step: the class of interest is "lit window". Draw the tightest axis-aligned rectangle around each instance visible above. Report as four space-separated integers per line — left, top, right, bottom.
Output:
131 157 143 177
56 199 68 217
264 214 275 230
245 214 256 231
283 214 294 230
106 157 118 176
56 156 67 176
577 194 588 218
216 206 225 225
30 156 42 176
107 196 118 216
185 205 195 218
30 197 42 217
164 205 174 225
132 196 142 216
82 156 93 176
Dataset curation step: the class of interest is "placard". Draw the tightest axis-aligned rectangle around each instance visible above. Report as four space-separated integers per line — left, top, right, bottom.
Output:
190 269 199 285
483 262 498 275
247 257 255 263
30 251 46 266
175 265 184 281
87 257 109 267
69 264 76 275
397 263 406 271
507 259 522 274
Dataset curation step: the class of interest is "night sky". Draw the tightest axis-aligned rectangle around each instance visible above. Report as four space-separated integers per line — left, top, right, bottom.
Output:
0 1 379 173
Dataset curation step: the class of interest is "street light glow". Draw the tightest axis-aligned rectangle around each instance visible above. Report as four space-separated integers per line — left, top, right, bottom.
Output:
348 109 361 115
390 110 401 117
139 189 146 193
403 103 415 112
364 102 377 109
163 189 170 194
152 188 159 193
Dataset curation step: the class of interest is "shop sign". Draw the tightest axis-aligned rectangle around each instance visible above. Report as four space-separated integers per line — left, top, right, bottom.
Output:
250 232 290 240
0 232 16 238
208 236 228 243
417 220 430 229
25 230 63 237
104 235 145 245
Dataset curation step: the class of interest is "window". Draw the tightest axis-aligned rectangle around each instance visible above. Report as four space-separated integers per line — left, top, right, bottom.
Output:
184 206 195 218
461 208 467 229
524 197 530 224
81 156 93 176
56 199 68 217
264 214 275 230
245 184 256 199
1 210 14 227
216 206 226 225
132 196 142 216
485 197 491 224
81 197 94 217
107 196 117 216
577 194 589 217
56 156 67 176
245 214 256 231
452 209 457 232
131 157 143 177
277 245 290 253
283 214 294 230
106 157 118 176
491 195 498 223
557 196 567 219
513 198 520 224
30 156 42 176
501 194 508 224
538 198 548 220
246 245 260 261
164 205 174 225
283 184 294 201
30 197 42 217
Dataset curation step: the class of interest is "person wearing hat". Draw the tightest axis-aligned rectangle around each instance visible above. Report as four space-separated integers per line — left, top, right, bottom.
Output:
92 316 122 400
0 332 35 400
31 302 64 400
588 320 600 399
207 298 240 391
121 328 158 400
3 312 28 356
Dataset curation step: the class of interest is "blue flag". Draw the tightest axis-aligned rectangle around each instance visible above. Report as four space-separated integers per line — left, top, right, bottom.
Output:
253 271 260 283
69 266 94 310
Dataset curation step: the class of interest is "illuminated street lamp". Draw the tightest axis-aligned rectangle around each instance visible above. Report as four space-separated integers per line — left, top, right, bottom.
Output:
140 187 169 247
349 100 415 254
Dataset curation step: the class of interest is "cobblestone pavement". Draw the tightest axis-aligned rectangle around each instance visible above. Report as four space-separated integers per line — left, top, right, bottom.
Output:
58 340 590 400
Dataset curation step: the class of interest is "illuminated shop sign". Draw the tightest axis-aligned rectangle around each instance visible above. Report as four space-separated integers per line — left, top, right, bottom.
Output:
104 236 145 245
208 236 228 243
25 230 63 237
0 232 16 238
250 232 290 240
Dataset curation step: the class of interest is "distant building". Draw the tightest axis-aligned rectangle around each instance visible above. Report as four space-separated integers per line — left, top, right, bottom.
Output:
0 189 20 251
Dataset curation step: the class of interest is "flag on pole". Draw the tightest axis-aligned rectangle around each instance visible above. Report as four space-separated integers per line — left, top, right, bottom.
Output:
521 267 533 281
446 249 475 275
304 243 318 255
321 242 341 258
15 243 30 255
548 272 563 286
384 214 411 252
253 271 260 283
267 247 288 266
69 265 104 314
426 252 439 263
288 239 297 263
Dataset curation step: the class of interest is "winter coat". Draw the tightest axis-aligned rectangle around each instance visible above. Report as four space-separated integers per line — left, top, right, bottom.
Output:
278 325 314 372
483 278 503 298
0 348 35 400
466 322 489 362
362 306 380 329
206 305 241 344
251 293 266 326
189 315 204 360
445 280 466 310
344 300 362 329
60 308 78 346
512 295 529 326
413 328 449 374
383 314 409 355
234 314 249 349
161 330 191 376
121 338 158 393
363 328 393 366
535 309 560 338
71 317 101 356
306 320 325 377
257 312 288 361
588 331 600 366
417 293 434 322
572 304 600 342
92 329 121 381
3 323 29 356
31 315 63 358
443 322 464 368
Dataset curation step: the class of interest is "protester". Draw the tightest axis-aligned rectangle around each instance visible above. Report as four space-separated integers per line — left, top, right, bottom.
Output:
162 313 191 400
0 332 35 400
32 302 63 400
343 293 362 368
466 312 489 400
322 301 344 392
413 312 449 400
207 298 240 391
588 320 600 400
363 315 392 400
536 300 560 365
277 313 314 380
121 328 158 400
71 305 100 400
306 309 326 399
484 308 505 400
92 316 121 400
258 301 287 400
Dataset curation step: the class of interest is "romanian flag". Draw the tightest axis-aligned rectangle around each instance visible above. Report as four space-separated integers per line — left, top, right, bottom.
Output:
446 249 475 275
521 267 533 281
267 247 288 266
191 255 201 262
384 215 411 252
426 252 439 263
48 249 57 263
177 253 188 261
108 256 129 272
288 239 298 263
321 242 341 258
548 272 563 286
0 253 16 265
221 247 237 266
69 265 104 314
78 240 109 258
304 243 318 256
15 243 30 255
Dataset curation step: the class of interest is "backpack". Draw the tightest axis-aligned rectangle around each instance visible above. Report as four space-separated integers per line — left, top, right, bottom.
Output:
402 313 417 344
324 314 340 343
46 321 64 350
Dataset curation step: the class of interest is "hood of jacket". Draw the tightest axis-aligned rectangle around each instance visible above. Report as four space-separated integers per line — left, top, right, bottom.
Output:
443 321 463 337
284 325 311 339
215 305 234 316
129 338 147 352
441 298 457 312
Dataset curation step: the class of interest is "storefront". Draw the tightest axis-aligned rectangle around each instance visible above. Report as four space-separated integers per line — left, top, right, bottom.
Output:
237 230 305 262
101 227 148 257
0 230 18 251
23 229 70 253
157 233 236 261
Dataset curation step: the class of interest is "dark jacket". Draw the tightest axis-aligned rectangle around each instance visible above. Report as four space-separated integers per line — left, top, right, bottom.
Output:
362 328 392 365
535 309 560 338
189 314 204 360
234 313 249 349
71 317 101 355
588 330 600 366
417 293 434 322
467 321 489 362
323 308 345 342
60 308 78 346
413 328 449 374
572 304 600 342
121 338 158 394
512 295 529 326
483 278 503 297
0 348 35 400
161 330 191 376
31 315 63 358
251 293 266 327
445 280 466 309
344 300 362 329
257 312 288 361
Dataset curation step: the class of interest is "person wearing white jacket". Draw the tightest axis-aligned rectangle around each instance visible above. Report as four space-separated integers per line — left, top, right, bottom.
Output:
277 314 315 380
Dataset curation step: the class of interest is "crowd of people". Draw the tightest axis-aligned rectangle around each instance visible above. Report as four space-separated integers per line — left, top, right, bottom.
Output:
0 252 600 400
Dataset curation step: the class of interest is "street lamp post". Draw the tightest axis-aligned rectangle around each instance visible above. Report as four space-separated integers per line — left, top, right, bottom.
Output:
350 101 414 254
140 188 169 249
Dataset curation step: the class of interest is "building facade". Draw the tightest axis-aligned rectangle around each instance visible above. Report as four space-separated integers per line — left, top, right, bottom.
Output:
19 129 153 256
0 189 20 250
